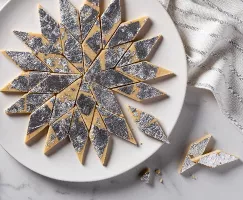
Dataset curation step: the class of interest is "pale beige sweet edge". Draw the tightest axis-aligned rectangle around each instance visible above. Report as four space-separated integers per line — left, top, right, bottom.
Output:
191 150 239 168
178 134 212 174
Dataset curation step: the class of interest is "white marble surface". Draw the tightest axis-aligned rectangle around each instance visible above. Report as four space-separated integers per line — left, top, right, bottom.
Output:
1 86 243 200
1 0 243 199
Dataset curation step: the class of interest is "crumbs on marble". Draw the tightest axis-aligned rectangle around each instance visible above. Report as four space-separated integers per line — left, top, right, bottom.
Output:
191 174 197 180
154 169 162 176
139 167 164 185
159 178 163 183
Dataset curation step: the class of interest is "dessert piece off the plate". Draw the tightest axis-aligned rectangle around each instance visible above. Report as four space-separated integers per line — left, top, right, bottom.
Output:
117 35 162 67
44 108 74 155
178 134 212 174
1 72 50 93
101 0 122 47
97 105 137 145
128 106 169 143
191 150 239 168
6 93 54 114
50 78 81 123
106 17 149 48
80 0 100 42
1 51 50 72
25 96 56 145
89 109 111 166
59 0 82 43
117 61 174 81
113 82 166 102
69 107 89 164
60 25 85 74
30 73 80 94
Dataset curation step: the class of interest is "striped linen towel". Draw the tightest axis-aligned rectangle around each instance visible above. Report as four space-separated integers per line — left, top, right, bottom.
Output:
159 0 243 132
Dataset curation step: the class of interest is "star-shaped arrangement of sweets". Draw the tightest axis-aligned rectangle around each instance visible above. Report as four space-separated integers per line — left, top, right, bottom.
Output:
1 0 174 166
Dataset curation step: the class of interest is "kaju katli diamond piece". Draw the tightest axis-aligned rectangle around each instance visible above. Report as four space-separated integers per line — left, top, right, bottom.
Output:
113 82 166 102
80 0 100 42
89 109 111 166
90 82 123 117
99 43 132 70
97 106 137 145
30 73 81 94
69 107 89 164
191 150 239 168
13 31 61 54
76 82 96 130
1 51 50 72
50 78 81 123
106 17 149 48
82 18 102 71
116 61 174 81
59 0 82 43
84 43 132 82
93 69 138 89
36 53 80 74
101 0 122 47
25 96 55 145
117 35 162 67
128 106 169 143
6 93 54 114
178 134 212 174
44 108 74 155
1 72 50 93
38 5 61 47
60 25 85 74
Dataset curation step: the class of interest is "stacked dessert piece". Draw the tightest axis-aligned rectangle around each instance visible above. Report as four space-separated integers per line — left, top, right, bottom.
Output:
179 134 239 173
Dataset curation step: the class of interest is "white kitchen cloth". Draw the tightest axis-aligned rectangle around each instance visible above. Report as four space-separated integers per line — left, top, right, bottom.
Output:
158 0 243 133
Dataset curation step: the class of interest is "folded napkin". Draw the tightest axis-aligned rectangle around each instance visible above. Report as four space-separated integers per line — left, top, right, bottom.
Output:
159 0 243 133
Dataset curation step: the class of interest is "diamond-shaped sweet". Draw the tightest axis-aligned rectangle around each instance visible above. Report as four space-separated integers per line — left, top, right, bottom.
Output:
44 108 74 155
117 61 174 81
6 93 54 114
80 0 100 42
59 0 82 43
89 109 111 165
113 82 166 102
101 0 122 47
106 17 149 48
69 107 89 164
97 105 137 145
191 150 239 168
1 51 50 72
1 72 50 93
50 78 81 123
128 106 169 143
179 134 212 174
25 96 56 145
82 18 102 70
60 25 85 73
117 35 162 67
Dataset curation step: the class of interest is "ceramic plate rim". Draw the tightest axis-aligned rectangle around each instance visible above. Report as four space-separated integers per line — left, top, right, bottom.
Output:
0 0 187 182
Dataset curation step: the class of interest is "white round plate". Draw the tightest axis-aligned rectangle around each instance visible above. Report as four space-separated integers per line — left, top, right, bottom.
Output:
0 0 187 182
